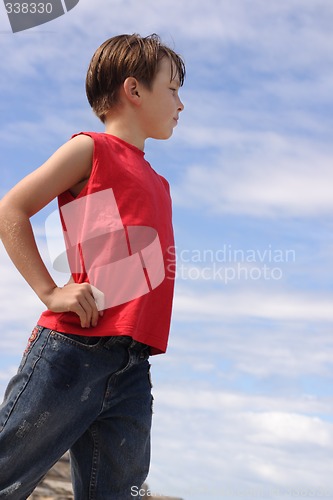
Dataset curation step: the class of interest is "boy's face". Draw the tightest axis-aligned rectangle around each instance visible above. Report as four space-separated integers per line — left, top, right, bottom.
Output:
140 57 184 140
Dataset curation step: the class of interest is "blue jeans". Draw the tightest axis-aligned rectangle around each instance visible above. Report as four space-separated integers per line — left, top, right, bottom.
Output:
0 326 153 499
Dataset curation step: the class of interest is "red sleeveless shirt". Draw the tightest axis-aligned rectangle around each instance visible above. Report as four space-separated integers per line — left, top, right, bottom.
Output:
38 132 175 354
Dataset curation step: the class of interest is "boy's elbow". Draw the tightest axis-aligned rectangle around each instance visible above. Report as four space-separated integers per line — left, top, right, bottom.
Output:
0 200 7 239
0 192 32 241
0 199 30 238
0 199 17 239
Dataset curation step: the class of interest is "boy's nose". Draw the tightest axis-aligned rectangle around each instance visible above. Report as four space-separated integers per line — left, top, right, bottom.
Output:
178 97 185 112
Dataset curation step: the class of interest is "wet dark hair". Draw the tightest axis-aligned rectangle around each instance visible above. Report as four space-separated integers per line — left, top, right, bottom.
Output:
86 33 186 123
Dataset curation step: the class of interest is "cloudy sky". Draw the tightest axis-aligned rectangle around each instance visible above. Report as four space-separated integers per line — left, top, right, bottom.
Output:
1 1 333 499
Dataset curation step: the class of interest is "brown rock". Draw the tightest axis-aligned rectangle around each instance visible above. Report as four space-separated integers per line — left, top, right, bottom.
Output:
28 454 73 499
28 454 183 499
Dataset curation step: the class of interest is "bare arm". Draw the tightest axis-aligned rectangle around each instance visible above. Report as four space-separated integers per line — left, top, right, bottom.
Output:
0 134 100 328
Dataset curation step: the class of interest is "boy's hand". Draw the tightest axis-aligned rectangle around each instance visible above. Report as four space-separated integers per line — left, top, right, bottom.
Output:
44 283 101 328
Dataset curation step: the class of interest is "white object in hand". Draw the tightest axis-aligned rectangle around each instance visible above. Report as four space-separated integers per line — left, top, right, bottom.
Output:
90 285 105 311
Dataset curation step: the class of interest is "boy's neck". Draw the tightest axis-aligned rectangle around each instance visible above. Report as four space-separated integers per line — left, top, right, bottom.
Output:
104 115 146 151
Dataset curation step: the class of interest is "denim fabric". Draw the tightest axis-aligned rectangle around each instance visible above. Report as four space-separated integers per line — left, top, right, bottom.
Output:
0 326 153 499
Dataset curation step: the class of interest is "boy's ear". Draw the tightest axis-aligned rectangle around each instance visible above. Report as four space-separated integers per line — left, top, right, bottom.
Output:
123 77 141 106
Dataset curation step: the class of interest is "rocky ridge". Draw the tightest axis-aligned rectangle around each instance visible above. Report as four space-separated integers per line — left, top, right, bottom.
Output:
28 454 183 500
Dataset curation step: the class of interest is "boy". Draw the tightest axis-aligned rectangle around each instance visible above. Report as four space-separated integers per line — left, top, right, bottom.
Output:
0 34 185 499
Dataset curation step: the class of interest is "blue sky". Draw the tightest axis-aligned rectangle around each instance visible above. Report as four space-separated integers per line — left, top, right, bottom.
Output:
1 1 333 499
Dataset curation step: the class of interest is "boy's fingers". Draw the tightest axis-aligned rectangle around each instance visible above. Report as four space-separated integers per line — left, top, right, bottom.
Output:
70 301 89 328
84 290 99 327
78 290 99 328
68 284 99 328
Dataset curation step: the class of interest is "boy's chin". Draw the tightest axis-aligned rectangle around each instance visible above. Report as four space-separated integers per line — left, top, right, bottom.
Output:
152 130 174 141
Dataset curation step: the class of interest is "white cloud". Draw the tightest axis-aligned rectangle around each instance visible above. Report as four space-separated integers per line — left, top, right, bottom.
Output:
168 322 333 379
243 411 332 448
1 0 333 85
173 284 333 322
148 383 333 499
172 130 333 217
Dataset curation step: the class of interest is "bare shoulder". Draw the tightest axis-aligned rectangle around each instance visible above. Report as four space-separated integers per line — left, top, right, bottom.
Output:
57 134 94 167
58 133 94 181
66 133 94 152
0 134 95 217
64 134 95 196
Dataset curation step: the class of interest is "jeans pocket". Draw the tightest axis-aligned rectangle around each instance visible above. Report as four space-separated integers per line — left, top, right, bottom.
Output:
18 325 42 372
49 331 104 349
